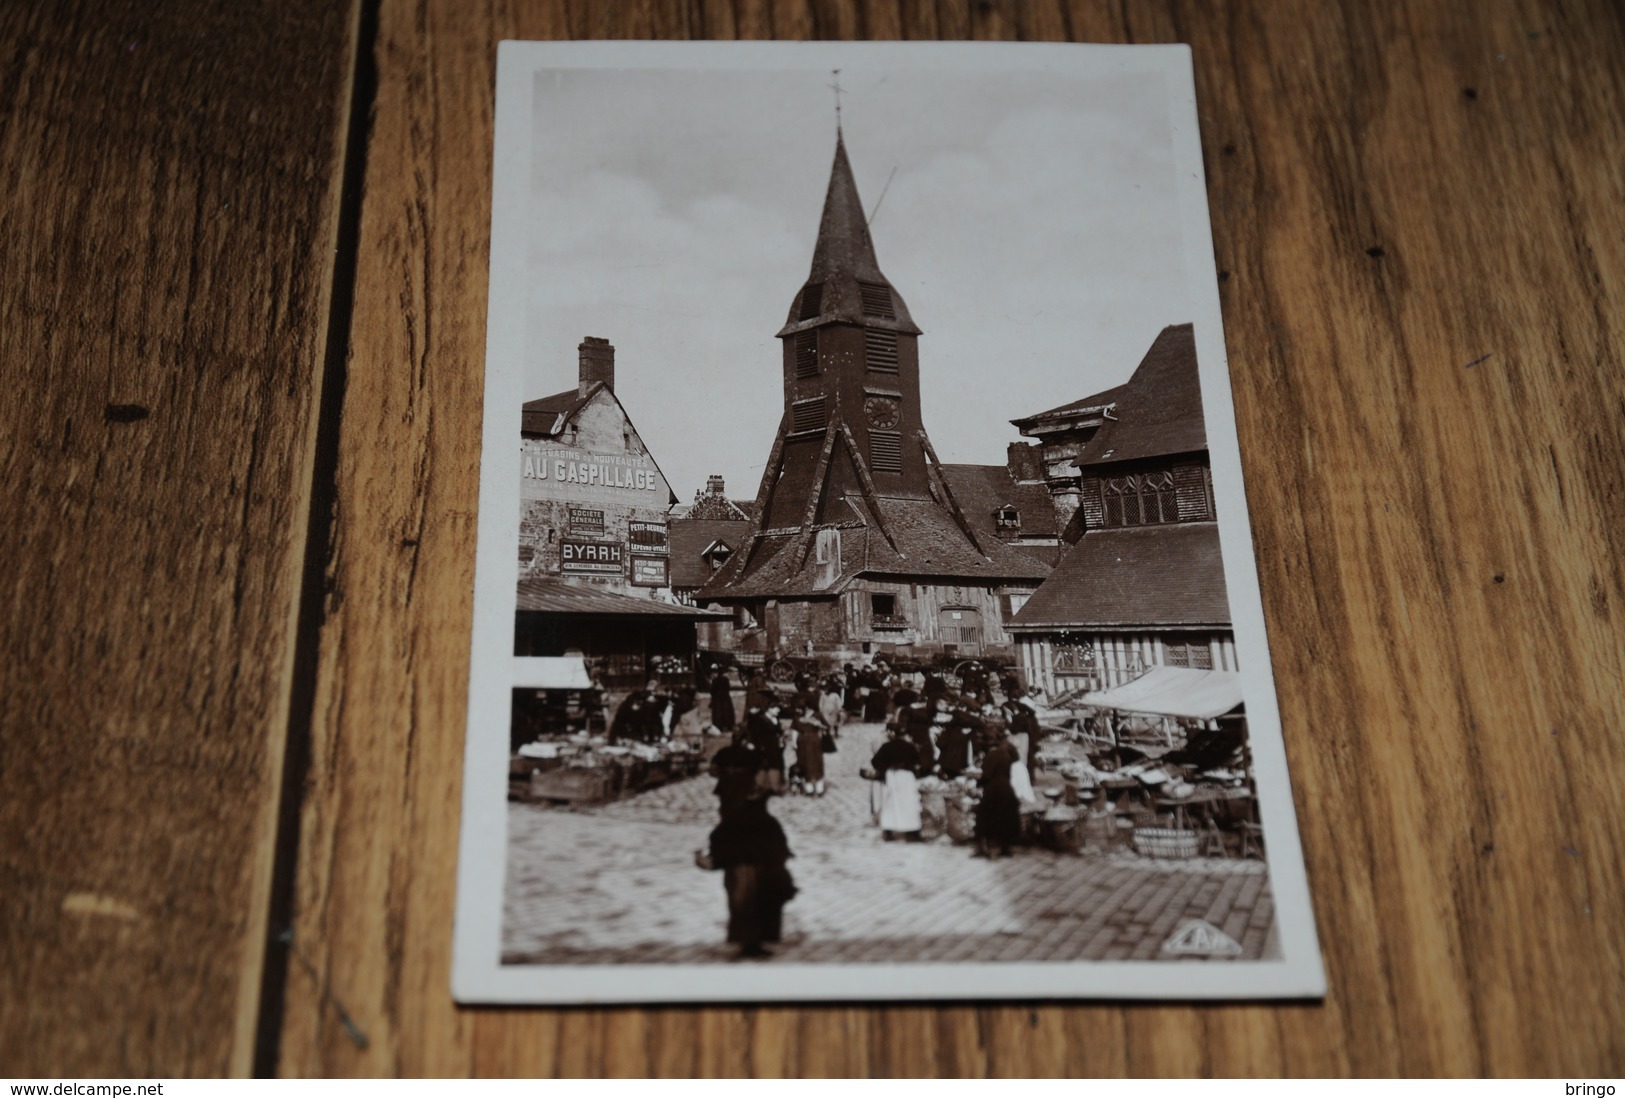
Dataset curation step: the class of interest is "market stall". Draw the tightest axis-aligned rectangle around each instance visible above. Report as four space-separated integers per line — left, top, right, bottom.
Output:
509 654 708 804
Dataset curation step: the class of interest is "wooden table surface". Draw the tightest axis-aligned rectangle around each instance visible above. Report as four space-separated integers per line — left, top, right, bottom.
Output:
3 0 1622 1079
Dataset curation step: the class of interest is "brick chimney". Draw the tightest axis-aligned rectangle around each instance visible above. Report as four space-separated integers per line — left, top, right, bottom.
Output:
578 336 614 395
1007 441 1042 483
705 474 727 498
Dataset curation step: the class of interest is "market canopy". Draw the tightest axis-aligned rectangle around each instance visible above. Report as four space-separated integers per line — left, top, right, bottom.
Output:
512 656 593 690
1079 665 1243 720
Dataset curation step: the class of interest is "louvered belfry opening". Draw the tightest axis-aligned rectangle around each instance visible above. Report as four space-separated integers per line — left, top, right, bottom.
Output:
792 396 827 433
798 283 824 321
794 330 818 377
858 280 895 317
869 430 903 473
865 328 898 373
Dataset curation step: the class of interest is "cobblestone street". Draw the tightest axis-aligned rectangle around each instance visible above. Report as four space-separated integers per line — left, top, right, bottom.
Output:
503 719 1278 965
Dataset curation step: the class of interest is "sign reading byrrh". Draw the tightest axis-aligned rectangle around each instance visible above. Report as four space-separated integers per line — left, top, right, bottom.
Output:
560 538 625 575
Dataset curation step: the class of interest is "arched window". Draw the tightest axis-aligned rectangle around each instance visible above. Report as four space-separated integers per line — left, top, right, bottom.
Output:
1101 470 1180 527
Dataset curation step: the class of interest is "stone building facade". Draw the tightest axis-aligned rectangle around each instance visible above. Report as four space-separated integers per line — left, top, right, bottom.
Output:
518 337 677 595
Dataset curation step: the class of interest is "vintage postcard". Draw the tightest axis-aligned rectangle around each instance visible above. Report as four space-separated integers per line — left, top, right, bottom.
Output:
453 40 1324 1002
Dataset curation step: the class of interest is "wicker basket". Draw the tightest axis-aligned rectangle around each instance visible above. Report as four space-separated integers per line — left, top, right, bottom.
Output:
945 797 978 843
1132 827 1201 859
919 789 947 841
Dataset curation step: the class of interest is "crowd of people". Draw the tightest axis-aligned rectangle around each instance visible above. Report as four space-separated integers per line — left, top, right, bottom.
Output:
859 662 1044 861
694 658 1048 959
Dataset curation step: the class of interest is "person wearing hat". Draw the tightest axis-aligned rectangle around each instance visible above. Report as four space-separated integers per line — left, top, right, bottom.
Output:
709 666 737 733
708 728 761 820
746 667 774 714
937 700 979 780
609 679 665 744
793 700 827 796
747 704 787 796
974 735 1023 860
870 727 924 841
702 793 796 959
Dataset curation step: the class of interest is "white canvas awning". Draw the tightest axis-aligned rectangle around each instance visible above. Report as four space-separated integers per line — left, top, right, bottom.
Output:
512 656 593 690
1080 665 1243 720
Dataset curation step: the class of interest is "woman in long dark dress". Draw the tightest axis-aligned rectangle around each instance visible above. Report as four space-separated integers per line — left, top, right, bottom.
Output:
793 709 826 796
705 796 796 958
710 670 737 732
861 666 889 723
974 739 1023 860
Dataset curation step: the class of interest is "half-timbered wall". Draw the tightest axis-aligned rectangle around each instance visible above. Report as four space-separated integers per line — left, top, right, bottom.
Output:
1014 629 1238 697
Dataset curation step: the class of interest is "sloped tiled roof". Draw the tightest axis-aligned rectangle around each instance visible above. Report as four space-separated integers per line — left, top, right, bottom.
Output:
1079 323 1206 466
516 578 727 618
1007 523 1230 630
667 518 752 589
521 384 596 435
698 492 1052 601
938 464 1058 540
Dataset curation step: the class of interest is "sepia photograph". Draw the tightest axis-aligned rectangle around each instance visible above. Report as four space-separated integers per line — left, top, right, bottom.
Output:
455 40 1323 1003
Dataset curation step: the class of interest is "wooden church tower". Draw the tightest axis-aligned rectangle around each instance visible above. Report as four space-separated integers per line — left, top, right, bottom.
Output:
700 129 1049 661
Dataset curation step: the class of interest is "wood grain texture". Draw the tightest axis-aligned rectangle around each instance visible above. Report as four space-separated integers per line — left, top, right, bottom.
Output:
276 0 1625 1077
0 1 359 1077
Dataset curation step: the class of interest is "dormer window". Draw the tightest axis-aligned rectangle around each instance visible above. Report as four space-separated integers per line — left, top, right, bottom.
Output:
996 507 1021 529
702 540 734 571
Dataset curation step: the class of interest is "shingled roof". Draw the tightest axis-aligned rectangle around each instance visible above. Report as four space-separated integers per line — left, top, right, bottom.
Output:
667 518 752 589
938 464 1058 541
516 577 728 618
1007 522 1230 630
1078 323 1206 466
521 384 598 436
698 491 1052 601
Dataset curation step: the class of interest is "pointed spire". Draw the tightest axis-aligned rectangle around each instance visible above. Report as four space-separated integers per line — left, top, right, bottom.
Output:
780 132 919 336
808 132 883 282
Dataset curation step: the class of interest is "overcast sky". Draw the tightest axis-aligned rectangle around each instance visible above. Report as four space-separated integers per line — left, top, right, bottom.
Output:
525 61 1196 503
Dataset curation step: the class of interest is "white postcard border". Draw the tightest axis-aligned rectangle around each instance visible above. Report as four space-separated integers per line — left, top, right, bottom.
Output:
453 38 1324 1004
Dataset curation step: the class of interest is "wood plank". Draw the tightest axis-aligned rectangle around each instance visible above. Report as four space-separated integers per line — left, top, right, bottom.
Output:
275 0 1625 1076
0 1 358 1077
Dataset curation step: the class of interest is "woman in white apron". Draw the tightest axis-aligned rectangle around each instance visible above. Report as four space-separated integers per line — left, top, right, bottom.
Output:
869 728 923 840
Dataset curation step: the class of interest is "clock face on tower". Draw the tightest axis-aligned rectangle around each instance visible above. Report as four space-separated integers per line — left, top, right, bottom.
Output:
863 395 900 429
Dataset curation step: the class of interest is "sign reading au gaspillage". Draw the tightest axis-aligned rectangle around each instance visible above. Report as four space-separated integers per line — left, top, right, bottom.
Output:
522 447 662 493
559 538 624 575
